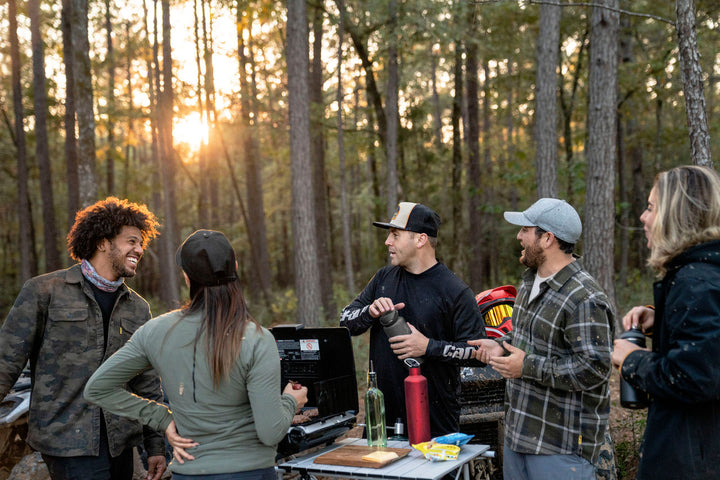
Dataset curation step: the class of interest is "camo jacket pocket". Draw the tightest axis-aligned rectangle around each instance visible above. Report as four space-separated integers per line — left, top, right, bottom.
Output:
47 307 90 351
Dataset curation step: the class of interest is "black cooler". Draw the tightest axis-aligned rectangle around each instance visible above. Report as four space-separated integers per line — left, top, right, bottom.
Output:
271 325 359 457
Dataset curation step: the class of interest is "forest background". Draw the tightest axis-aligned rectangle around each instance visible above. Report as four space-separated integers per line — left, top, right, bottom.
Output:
2 0 719 477
5 0 719 322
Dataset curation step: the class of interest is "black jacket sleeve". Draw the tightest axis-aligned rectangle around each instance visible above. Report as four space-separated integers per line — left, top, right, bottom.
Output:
424 286 487 367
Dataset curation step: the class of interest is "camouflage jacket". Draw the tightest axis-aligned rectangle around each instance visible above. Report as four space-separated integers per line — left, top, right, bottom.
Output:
0 264 165 458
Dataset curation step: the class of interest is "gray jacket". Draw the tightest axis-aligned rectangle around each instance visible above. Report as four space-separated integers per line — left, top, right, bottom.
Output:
0 264 165 457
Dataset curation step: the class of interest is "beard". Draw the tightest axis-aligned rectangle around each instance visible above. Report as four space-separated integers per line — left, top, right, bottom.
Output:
109 243 138 278
520 240 545 269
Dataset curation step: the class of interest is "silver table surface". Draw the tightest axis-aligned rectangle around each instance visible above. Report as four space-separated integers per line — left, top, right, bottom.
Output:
277 437 490 480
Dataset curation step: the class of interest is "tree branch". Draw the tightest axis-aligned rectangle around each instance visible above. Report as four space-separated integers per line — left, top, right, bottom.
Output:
471 0 675 26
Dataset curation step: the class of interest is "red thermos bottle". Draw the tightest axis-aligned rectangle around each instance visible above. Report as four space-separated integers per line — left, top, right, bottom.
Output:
404 358 431 445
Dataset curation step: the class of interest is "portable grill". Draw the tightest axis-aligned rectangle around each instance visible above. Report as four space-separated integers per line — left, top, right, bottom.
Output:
459 366 505 453
271 325 359 458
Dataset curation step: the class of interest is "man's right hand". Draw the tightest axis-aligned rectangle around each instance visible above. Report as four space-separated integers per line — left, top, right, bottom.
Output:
468 338 505 363
622 306 654 333
368 297 406 318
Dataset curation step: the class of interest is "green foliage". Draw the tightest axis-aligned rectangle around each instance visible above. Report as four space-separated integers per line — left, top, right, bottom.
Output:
257 288 298 327
616 268 655 314
351 333 371 388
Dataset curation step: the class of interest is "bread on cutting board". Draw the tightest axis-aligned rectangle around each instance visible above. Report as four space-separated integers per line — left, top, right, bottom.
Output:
361 451 400 463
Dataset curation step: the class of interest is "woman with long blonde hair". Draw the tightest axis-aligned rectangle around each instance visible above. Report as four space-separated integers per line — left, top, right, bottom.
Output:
85 230 307 480
612 165 720 479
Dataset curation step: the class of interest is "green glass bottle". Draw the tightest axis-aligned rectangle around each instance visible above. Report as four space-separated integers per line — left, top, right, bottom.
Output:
365 363 387 447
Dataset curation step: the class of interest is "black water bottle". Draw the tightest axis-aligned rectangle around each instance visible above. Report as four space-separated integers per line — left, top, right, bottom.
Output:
619 328 649 409
380 310 411 337
379 310 423 365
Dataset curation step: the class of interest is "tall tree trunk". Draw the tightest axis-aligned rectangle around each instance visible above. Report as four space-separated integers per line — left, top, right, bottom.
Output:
431 47 442 149
72 0 98 206
350 78 363 273
385 0 399 215
450 41 463 273
336 0 356 294
653 97 663 172
287 0 322 324
201 0 220 226
506 61 519 210
631 125 648 271
481 61 494 285
144 0 163 298
310 5 334 320
237 2 272 302
9 0 37 282
534 0 561 198
277 209 292 288
29 0 61 271
104 0 116 194
193 0 207 224
365 86 383 230
466 35 482 291
158 0 180 307
585 0 619 315
122 21 134 197
675 0 712 167
619 15 645 281
617 112 628 288
61 0 79 229
559 30 587 203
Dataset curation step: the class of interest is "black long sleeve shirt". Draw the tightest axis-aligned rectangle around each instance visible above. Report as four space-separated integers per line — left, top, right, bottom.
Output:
340 263 486 436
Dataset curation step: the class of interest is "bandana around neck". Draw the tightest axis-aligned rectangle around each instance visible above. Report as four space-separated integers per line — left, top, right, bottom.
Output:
81 259 124 292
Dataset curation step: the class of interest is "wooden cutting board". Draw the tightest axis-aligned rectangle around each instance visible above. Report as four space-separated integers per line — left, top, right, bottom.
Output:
313 445 412 468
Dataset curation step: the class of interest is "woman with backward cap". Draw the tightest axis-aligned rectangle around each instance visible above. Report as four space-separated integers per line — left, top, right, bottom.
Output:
85 229 307 480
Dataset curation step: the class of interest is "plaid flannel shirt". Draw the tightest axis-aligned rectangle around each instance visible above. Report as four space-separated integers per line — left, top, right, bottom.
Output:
500 258 614 463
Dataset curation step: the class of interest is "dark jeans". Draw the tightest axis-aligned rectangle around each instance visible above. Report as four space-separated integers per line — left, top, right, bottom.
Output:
42 430 133 480
172 467 276 480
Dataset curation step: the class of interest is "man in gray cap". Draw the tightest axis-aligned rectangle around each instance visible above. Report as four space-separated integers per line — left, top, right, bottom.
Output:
470 198 615 480
340 202 486 437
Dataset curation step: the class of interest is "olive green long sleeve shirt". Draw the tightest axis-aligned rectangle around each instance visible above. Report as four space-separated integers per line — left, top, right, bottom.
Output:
85 310 297 474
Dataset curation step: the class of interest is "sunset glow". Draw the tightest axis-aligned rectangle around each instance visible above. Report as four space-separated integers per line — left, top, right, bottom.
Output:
173 112 209 154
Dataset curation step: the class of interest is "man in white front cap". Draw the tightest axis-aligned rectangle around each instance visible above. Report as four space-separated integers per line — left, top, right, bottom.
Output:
340 202 486 438
470 198 615 480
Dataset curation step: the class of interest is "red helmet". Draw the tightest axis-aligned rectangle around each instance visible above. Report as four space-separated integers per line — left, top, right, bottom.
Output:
475 285 516 338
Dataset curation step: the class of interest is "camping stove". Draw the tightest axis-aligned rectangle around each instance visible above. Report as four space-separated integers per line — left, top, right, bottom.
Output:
271 325 359 458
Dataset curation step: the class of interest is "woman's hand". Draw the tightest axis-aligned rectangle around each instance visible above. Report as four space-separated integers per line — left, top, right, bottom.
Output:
622 305 655 333
165 420 198 464
612 338 646 370
283 382 308 411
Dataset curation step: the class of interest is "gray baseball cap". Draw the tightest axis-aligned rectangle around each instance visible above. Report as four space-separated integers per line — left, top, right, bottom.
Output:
503 198 582 243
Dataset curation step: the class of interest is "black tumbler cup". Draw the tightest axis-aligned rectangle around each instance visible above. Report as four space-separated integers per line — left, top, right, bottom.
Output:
619 327 649 409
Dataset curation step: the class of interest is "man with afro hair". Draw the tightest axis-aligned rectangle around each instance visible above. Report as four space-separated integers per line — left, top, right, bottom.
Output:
0 197 167 480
